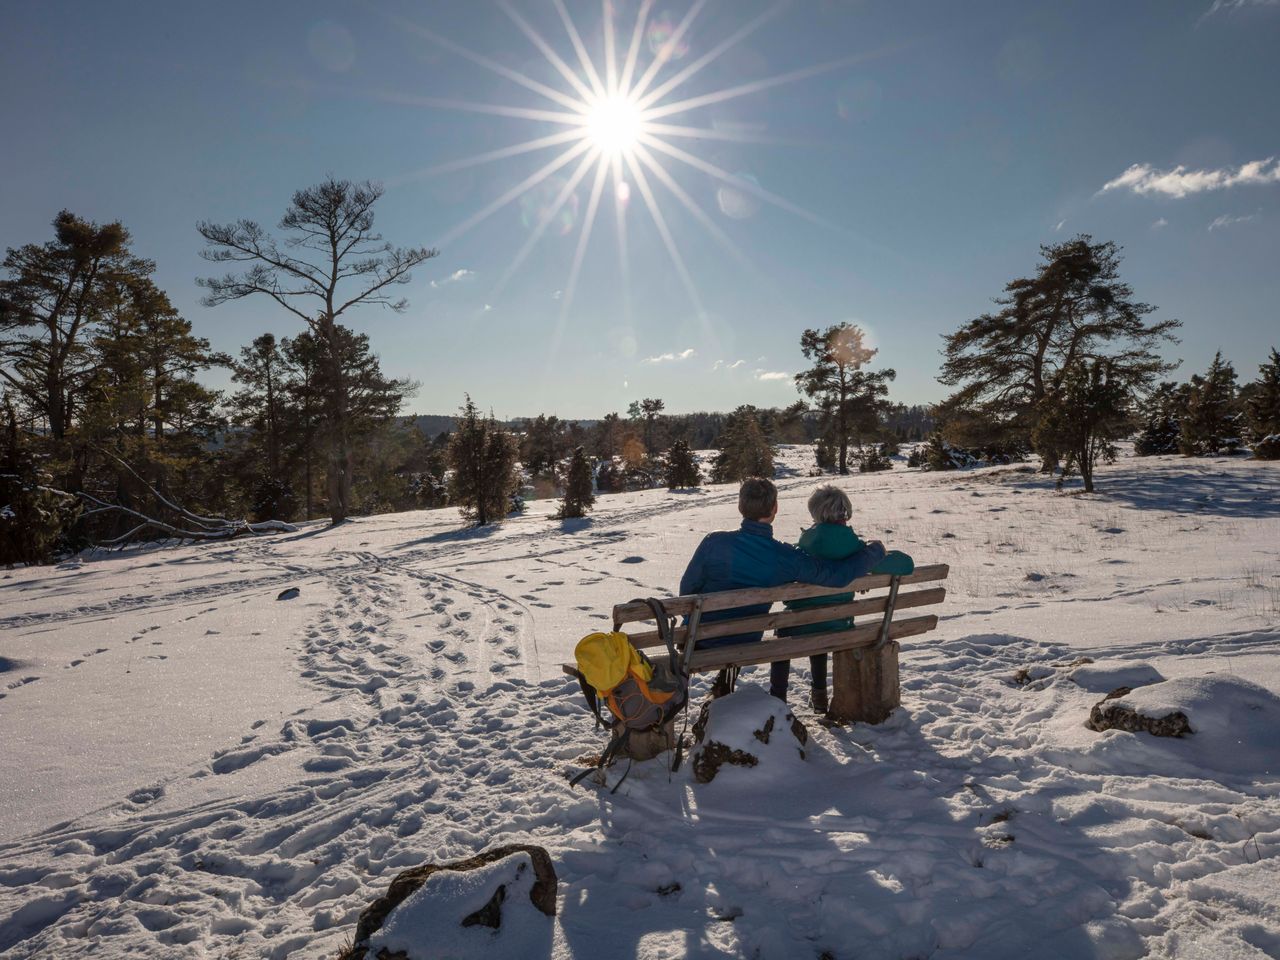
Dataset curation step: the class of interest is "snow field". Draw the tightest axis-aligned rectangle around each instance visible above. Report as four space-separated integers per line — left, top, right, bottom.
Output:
0 451 1277 957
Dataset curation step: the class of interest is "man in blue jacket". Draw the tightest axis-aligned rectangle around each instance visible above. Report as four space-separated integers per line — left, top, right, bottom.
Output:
679 477 885 700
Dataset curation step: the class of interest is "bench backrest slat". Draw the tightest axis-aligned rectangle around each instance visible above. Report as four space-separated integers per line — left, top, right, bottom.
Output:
648 613 940 673
612 562 949 625
626 586 946 649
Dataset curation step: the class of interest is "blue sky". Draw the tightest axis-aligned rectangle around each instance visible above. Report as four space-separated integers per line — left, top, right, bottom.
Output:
2 0 1278 418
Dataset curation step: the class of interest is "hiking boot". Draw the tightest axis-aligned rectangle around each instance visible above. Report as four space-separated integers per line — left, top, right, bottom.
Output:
710 669 733 699
809 686 829 714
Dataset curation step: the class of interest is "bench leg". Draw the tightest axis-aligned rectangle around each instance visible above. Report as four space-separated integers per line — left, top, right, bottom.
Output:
828 641 900 725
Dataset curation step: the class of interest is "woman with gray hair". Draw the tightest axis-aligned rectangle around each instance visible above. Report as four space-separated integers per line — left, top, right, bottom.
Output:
775 484 913 712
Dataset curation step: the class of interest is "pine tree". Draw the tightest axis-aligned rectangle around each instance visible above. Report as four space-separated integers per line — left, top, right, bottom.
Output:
0 396 81 565
199 178 437 523
557 446 595 519
1032 360 1132 492
0 211 153 443
665 439 701 489
1133 382 1187 456
1245 348 1280 459
712 406 774 483
448 396 519 526
858 444 893 473
922 433 960 471
795 323 895 474
940 237 1179 467
1179 352 1239 456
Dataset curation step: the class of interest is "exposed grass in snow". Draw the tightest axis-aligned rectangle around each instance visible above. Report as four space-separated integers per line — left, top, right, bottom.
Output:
0 453 1278 958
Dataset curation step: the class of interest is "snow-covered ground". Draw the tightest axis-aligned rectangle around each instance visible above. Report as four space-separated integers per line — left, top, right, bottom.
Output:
2 451 1279 958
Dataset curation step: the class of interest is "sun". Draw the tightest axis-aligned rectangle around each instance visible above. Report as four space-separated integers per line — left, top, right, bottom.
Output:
583 93 644 158
395 1 878 326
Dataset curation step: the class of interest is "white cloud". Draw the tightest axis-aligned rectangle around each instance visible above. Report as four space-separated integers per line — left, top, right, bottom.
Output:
430 268 476 288
482 303 493 312
551 289 562 300
1100 157 1280 198
643 348 696 364
1208 211 1261 231
755 370 791 382
1152 217 1169 229
1054 219 1066 232
1203 0 1280 18
729 359 746 369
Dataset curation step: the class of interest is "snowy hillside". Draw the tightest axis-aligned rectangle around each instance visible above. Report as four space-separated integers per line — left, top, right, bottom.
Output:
2 454 1279 958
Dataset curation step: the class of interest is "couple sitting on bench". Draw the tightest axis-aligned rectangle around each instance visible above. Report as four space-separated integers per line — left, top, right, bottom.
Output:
679 477 913 712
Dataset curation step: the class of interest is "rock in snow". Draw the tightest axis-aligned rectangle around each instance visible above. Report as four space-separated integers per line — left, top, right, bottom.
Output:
1086 675 1280 775
343 845 556 960
691 685 808 784
1087 687 1193 738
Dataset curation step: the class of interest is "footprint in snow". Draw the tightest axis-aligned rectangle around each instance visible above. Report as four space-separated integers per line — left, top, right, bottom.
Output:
620 556 645 564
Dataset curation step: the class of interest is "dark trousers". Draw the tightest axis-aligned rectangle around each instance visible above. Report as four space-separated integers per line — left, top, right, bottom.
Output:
768 655 826 700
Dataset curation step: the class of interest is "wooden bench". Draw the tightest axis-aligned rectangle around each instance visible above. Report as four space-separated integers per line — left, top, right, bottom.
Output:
563 564 949 725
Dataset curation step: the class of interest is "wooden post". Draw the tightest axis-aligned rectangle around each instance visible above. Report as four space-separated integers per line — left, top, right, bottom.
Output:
828 641 900 724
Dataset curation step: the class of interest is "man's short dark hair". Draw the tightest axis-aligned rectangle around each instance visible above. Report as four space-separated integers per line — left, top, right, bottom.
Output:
738 477 778 520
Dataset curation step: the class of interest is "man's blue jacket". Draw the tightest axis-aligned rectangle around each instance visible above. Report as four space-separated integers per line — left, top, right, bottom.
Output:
678 519 887 649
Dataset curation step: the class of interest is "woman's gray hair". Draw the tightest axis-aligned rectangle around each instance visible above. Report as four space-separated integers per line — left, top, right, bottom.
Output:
808 484 852 524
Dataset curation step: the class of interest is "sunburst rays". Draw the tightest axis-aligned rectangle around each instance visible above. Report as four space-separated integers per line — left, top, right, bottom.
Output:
390 1 871 329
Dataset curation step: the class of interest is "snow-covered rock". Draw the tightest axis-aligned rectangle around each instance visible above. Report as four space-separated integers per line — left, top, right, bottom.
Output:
690 685 808 784
1069 660 1165 694
1086 676 1280 776
348 845 556 960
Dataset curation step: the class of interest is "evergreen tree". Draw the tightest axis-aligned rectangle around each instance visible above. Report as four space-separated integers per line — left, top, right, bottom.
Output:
448 396 518 526
199 177 437 523
814 435 836 472
227 333 298 520
795 323 895 474
858 444 894 473
712 406 774 483
940 237 1179 467
1179 352 1240 456
557 446 595 519
0 395 81 565
520 414 569 481
665 439 701 489
1133 382 1187 456
1032 360 1132 492
0 211 153 443
922 433 960 471
1245 348 1280 459
593 412 625 459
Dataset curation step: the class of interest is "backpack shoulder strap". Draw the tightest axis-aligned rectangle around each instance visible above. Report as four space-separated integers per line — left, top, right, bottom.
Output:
631 597 683 678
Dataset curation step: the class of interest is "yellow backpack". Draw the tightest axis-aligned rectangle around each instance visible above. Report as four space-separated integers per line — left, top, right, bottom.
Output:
569 599 690 789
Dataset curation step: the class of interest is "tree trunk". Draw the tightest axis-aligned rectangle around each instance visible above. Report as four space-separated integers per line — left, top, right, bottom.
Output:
321 328 351 525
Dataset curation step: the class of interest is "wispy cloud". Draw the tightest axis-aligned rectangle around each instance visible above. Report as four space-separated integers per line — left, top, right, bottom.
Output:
644 348 696 364
1208 211 1261 231
1152 217 1169 230
755 370 791 382
551 289 562 300
1054 219 1066 232
1100 157 1280 198
1202 0 1280 19
712 358 748 371
430 268 476 288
